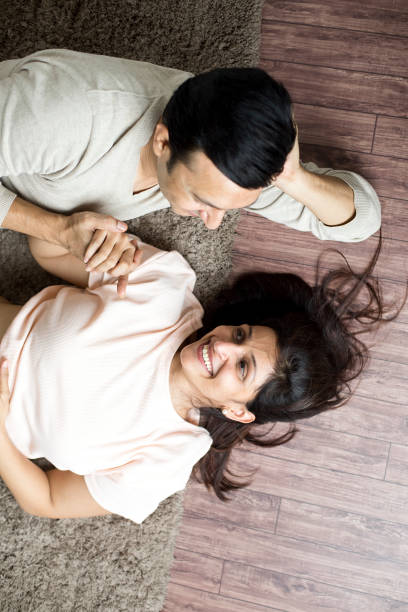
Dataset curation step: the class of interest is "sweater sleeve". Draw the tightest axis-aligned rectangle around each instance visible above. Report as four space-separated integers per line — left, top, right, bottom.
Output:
0 55 92 224
247 161 381 243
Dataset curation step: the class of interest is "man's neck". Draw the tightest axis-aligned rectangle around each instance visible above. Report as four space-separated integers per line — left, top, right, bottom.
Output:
133 136 158 193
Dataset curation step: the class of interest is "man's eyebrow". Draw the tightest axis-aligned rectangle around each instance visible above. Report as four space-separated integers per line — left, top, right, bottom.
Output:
192 193 260 210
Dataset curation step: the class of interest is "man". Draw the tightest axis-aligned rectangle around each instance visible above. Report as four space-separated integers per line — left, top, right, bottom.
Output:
0 49 380 295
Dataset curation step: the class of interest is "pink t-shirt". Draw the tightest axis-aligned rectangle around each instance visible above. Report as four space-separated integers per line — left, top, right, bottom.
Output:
2 243 212 523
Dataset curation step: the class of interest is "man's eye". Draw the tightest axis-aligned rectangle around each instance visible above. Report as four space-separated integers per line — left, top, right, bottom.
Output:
239 359 247 379
235 327 245 343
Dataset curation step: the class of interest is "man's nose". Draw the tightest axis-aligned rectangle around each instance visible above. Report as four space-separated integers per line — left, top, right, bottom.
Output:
200 208 225 230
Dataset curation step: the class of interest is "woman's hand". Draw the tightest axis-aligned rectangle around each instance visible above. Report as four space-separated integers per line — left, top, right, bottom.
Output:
0 358 10 429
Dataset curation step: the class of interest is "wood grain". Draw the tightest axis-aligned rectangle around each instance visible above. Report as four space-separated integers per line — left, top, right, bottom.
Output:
276 498 408 562
261 22 408 78
304 393 408 445
164 583 275 612
244 424 389 479
293 103 376 153
221 560 405 612
373 116 408 158
260 59 408 118
263 1 408 37
169 548 223 594
183 478 280 532
176 514 408 601
385 444 408 485
300 144 408 201
231 451 408 525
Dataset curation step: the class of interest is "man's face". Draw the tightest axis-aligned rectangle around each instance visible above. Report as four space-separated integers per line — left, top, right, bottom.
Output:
153 125 262 229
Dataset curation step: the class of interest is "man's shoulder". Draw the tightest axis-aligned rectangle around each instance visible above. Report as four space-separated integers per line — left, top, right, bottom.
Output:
10 49 193 97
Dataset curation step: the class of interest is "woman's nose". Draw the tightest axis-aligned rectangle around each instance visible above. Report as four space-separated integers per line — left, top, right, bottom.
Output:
213 340 240 361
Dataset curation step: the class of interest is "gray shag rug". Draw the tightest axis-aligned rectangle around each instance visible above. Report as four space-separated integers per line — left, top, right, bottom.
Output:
0 1 264 611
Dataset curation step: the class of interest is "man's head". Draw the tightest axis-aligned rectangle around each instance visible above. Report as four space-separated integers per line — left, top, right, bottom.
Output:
152 67 296 229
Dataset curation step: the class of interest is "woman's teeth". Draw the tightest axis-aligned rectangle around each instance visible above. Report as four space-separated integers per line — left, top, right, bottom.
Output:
202 343 213 375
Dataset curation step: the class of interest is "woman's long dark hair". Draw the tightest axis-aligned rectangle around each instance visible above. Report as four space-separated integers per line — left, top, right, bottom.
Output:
194 237 400 500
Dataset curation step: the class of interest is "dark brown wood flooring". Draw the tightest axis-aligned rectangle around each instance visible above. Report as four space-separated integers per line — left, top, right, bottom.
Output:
164 2 408 610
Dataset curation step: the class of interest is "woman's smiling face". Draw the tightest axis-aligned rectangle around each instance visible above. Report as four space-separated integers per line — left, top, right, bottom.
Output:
178 324 278 419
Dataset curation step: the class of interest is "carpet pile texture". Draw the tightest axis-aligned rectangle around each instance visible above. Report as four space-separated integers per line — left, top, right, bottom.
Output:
0 1 264 609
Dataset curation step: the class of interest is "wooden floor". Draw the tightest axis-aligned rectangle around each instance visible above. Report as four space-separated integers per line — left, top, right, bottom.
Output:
164 2 408 610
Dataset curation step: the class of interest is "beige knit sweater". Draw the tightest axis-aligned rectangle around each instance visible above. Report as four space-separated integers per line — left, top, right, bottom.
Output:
0 49 380 242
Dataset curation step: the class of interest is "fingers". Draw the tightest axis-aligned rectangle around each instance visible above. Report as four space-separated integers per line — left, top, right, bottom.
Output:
85 213 127 234
83 229 108 264
0 358 9 394
85 233 135 273
116 275 128 299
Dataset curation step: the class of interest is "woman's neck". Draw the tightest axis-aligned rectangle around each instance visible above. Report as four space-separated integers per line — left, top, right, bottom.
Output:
169 352 200 426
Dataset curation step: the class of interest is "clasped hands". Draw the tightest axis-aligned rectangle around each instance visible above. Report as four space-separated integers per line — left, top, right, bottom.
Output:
62 212 142 297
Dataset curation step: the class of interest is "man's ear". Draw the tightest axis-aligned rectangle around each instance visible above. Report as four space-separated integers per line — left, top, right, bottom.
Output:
222 405 255 424
152 122 170 157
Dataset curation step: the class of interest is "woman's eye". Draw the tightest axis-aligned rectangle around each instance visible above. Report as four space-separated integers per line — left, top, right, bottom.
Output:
239 359 247 379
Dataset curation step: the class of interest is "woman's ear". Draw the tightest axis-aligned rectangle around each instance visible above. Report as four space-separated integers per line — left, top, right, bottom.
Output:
222 405 255 424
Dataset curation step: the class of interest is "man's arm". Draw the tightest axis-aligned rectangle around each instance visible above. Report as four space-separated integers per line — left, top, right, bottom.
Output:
248 135 380 242
274 137 356 226
273 133 355 227
0 56 139 286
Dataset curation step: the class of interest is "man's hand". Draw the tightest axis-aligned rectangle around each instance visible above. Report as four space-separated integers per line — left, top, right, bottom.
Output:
61 211 129 264
273 131 301 187
61 212 143 295
269 126 355 226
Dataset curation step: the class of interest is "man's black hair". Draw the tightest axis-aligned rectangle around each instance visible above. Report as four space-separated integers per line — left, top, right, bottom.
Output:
162 67 296 189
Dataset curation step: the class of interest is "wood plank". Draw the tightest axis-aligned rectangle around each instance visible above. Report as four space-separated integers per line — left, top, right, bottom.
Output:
183 478 280 532
300 144 408 201
168 548 223 594
277 498 408 563
231 450 408 525
368 321 408 364
304 393 408 445
261 22 408 78
244 424 389 479
293 103 376 153
380 197 408 243
356 357 408 404
176 514 408 601
221 560 406 612
386 444 408 485
373 116 408 159
260 59 408 118
164 582 274 612
233 208 407 284
263 0 408 37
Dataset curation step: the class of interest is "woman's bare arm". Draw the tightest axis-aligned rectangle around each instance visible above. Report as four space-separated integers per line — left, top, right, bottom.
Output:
28 236 90 287
0 359 109 519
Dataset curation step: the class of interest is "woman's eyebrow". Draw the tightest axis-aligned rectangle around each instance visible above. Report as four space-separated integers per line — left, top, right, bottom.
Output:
247 326 256 383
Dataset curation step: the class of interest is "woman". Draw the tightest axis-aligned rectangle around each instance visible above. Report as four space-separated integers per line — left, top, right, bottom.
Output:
0 235 387 523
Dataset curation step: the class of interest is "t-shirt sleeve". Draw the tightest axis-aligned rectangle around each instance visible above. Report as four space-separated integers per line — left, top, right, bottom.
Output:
88 239 201 314
0 55 92 224
84 429 212 523
247 161 381 243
